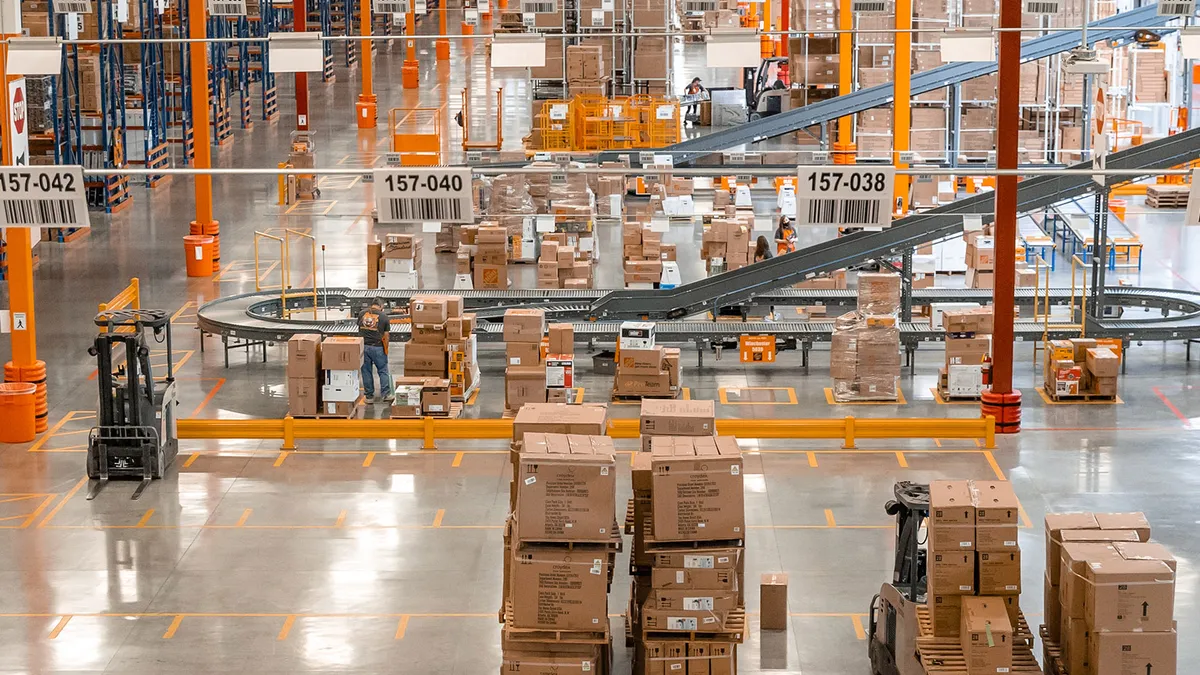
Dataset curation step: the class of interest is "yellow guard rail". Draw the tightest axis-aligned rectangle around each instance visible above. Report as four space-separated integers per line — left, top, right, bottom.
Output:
177 416 996 450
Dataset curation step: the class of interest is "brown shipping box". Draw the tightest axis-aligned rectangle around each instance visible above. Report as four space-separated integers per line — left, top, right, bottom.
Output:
1044 572 1062 642
1083 558 1174 632
512 403 608 442
649 435 744 541
1094 512 1152 541
411 323 447 345
928 480 975 551
1090 630 1177 675
504 308 546 343
506 342 543 367
321 336 364 369
650 566 738 591
509 546 610 630
942 308 994 334
1086 348 1120 378
410 296 448 324
287 334 322 378
1046 512 1099 585
404 342 445 374
501 645 602 675
516 433 616 541
650 547 741 571
961 597 1013 675
1115 541 1177 571
929 593 962 637
640 398 716 436
978 550 1021 594
973 480 1019 550
929 551 974 594
760 573 789 630
288 377 319 416
506 366 548 408
615 373 673 397
1060 542 1123 620
548 323 575 355
620 347 665 374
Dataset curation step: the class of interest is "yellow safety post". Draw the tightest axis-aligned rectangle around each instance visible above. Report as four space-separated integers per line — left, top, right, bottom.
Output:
282 416 296 450
843 416 856 449
893 0 911 212
356 0 377 128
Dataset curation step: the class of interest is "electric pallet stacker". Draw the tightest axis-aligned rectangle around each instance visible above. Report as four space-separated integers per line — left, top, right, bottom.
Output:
869 481 930 675
86 309 179 500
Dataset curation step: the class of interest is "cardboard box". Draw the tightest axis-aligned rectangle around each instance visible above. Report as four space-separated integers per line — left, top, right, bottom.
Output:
1070 337 1098 362
1044 573 1062 642
960 597 1012 675
404 342 445 374
978 550 1021 594
1086 348 1120 378
287 377 319 416
390 380 424 418
1083 558 1174 632
640 398 716 436
929 593 962 637
1089 629 1177 675
942 308 994 334
760 573 788 630
1061 615 1090 675
501 646 602 675
650 435 743 541
421 380 450 415
966 269 994 289
930 551 974 594
1115 541 1176 571
650 566 738 590
1046 512 1099 585
509 545 609 630
411 322 447 345
516 433 616 541
474 263 509 289
506 366 548 409
504 308 546 343
615 373 673 397
287 334 322 378
928 480 975 551
620 347 665 374
506 342 543 367
409 296 448 324
973 480 1019 550
322 398 363 417
320 336 364 369
1095 512 1151 541
1059 542 1123 619
945 336 992 367
548 324 575 355
512 403 608 442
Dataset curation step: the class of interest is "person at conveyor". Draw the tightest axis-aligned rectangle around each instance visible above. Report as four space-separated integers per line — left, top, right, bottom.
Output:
358 298 393 403
774 216 797 256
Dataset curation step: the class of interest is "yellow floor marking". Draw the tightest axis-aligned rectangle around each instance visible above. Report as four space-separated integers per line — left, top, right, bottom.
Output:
432 509 445 528
171 302 196 323
573 388 585 404
824 509 836 528
336 510 347 528
362 452 377 468
984 451 1006 481
807 452 818 468
51 428 92 437
48 615 72 639
718 387 799 405
38 477 87 528
236 509 253 527
163 615 184 639
934 438 942 447
136 509 155 528
20 495 57 529
28 411 84 453
974 439 983 448
682 388 692 400
274 451 290 467
466 389 479 405
630 452 638 466
277 615 296 640
183 453 200 468
1018 503 1033 529
0 494 48 505
895 451 908 468
452 452 464 468
851 614 866 640
394 615 410 640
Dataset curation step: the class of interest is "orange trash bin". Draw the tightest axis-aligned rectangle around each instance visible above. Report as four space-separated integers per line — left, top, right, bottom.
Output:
0 382 38 443
184 235 215 277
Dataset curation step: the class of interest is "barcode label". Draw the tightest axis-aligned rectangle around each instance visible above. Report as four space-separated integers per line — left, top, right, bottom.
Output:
0 167 90 229
373 0 408 12
684 0 716 10
523 1 555 11
384 198 461 222
852 0 887 11
1158 0 1194 14
1023 0 1059 12
374 167 474 224
2 199 78 226
207 0 246 13
52 0 92 12
799 198 882 225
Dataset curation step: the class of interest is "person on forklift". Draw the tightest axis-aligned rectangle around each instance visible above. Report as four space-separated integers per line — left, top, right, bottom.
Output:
359 298 393 403
774 216 797 256
684 77 706 125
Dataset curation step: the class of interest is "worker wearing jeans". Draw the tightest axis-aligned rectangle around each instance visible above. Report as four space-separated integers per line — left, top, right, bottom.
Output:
358 299 392 403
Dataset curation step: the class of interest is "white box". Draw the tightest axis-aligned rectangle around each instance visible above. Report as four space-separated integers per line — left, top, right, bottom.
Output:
394 385 422 407
378 270 420 290
322 384 361 402
546 356 573 388
323 369 361 389
382 257 416 273
947 365 984 397
619 321 655 350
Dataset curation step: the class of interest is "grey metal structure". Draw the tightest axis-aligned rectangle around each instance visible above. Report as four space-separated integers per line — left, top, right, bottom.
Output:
614 4 1172 166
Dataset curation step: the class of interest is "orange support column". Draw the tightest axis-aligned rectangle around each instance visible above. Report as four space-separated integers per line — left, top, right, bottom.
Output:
893 0 911 212
188 0 220 275
402 10 419 88
0 43 48 431
780 0 789 57
436 3 450 60
294 0 310 130
981 0 1022 432
833 0 854 162
356 0 377 128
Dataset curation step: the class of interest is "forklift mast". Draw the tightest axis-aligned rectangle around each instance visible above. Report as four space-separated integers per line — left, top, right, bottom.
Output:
887 481 930 602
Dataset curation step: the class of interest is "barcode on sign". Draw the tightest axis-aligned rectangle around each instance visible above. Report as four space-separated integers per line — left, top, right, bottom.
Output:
801 199 882 225
523 1 555 11
1158 0 1194 14
386 198 462 222
374 0 408 12
2 199 78 226
209 1 246 13
684 0 716 10
53 0 92 12
1023 0 1059 12
851 0 886 11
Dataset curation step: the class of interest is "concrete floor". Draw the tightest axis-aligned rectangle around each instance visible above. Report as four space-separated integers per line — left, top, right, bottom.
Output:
2 15 1200 675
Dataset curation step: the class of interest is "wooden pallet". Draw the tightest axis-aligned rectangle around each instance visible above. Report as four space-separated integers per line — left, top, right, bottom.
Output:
624 498 636 535
641 607 746 643
1146 184 1189 208
517 527 624 552
916 638 1042 674
642 533 744 550
916 605 1034 647
937 386 982 402
390 402 464 420
1046 390 1118 403
502 600 611 645
1039 625 1066 675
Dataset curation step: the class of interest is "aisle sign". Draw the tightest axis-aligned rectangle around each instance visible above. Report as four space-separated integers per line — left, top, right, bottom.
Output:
374 0 409 13
207 0 247 16
795 165 895 228
373 167 474 224
52 0 92 13
739 335 776 363
0 166 90 229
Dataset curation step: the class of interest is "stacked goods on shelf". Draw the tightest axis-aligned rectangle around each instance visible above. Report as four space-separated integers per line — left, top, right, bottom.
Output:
1042 512 1175 675
631 34 670 96
491 174 536 263
502 429 619 675
567 44 610 97
539 238 595 289
319 336 366 418
623 221 665 289
473 223 513 290
1043 338 1121 400
505 308 548 411
615 322 681 399
1146 184 1189 209
940 308 993 400
596 174 626 217
287 334 323 416
701 217 754 276
965 231 994 289
787 36 839 108
1132 47 1167 103
830 273 901 402
366 234 423 291
390 376 452 418
403 295 480 400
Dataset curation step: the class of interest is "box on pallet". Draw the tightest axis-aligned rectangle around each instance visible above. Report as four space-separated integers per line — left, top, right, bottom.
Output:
649 435 743 541
515 433 616 541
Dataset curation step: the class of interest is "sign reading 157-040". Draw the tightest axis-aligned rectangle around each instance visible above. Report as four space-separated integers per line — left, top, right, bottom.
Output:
373 167 474 224
0 167 90 229
795 165 895 229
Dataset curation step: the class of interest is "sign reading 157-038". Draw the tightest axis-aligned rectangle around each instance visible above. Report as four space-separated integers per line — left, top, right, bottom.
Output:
0 166 90 229
373 167 475 224
795 165 895 228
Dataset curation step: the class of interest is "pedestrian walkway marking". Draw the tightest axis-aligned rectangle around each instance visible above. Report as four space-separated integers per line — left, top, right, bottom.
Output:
718 387 797 405
163 615 184 639
48 616 72 639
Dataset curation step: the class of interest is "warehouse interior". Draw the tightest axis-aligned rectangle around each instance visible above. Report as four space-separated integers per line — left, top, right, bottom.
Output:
0 0 1198 672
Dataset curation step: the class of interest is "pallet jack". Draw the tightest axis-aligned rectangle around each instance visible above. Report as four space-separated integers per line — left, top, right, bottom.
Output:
868 481 931 675
86 309 179 500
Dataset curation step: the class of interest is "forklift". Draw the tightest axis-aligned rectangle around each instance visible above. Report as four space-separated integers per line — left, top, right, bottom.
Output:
868 481 930 675
744 57 790 121
86 309 179 500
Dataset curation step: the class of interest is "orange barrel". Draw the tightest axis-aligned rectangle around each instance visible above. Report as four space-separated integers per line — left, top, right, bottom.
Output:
0 382 38 443
184 235 215 277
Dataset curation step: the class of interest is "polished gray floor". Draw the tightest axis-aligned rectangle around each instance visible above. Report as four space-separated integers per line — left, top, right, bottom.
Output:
0 16 1198 675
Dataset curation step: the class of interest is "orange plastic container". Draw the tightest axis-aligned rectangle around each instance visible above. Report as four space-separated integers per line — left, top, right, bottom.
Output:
184 235 215 277
0 382 37 443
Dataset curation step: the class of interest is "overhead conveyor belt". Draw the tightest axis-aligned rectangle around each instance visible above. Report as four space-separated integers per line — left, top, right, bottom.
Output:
623 4 1171 166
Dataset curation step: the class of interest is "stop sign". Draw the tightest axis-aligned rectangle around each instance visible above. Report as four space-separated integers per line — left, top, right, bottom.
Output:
11 85 24 136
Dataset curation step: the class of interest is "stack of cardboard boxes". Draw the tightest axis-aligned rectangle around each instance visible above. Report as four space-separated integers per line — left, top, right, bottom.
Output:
286 334 323 416
390 376 451 418
927 480 1026 674
941 308 993 399
502 427 618 674
1044 338 1120 400
504 308 548 411
538 237 594 289
367 234 423 291
631 35 670 94
318 336 367 417
458 223 511 290
402 295 480 400
701 217 754 275
1132 48 1167 103
614 322 682 399
830 273 901 402
623 221 668 288
1043 512 1175 675
965 231 994 289
566 44 610 96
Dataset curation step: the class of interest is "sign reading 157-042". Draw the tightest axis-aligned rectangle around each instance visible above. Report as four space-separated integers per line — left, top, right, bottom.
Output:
373 167 475 224
0 166 90 229
795 165 895 228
